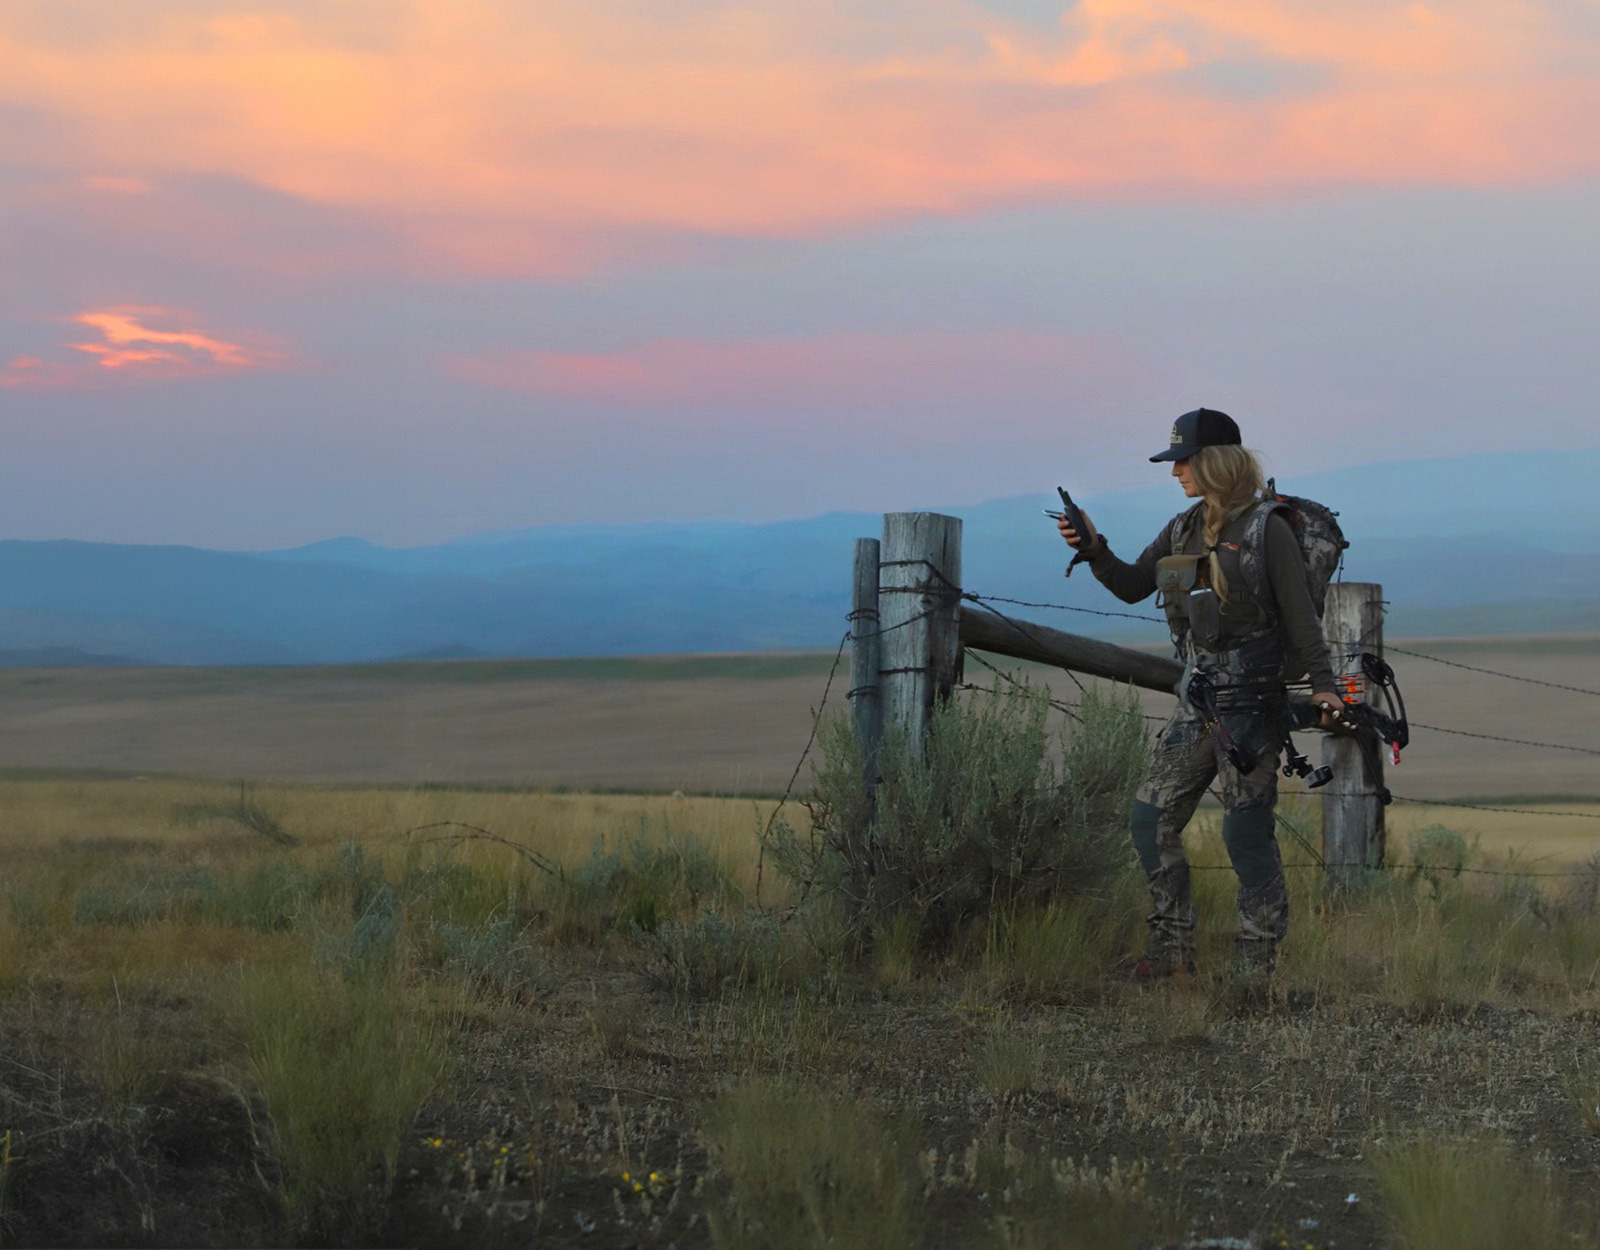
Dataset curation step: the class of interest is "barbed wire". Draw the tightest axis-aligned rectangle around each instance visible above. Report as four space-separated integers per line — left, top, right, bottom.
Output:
960 590 1166 626
1386 644 1600 699
952 628 1600 803
756 628 849 905
961 594 1092 696
1407 721 1600 758
850 604 942 641
1188 859 1599 878
753 599 1600 907
961 651 1083 723
771 566 1600 896
1390 794 1600 821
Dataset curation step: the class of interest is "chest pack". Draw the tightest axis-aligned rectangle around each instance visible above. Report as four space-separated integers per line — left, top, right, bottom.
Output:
1157 480 1348 653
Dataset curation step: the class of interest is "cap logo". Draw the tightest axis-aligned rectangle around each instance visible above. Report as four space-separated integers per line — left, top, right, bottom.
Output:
1170 424 1180 444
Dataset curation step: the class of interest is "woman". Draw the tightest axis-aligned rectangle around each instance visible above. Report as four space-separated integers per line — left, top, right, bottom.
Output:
1059 407 1341 982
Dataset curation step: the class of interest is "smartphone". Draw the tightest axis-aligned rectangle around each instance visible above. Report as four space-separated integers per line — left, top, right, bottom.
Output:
1054 486 1088 540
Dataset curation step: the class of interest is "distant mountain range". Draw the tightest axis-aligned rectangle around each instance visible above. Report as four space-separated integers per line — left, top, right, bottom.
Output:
3 446 1598 666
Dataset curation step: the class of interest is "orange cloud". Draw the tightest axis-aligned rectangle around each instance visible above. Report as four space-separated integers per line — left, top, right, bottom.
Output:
446 329 1118 414
82 174 151 194
1 306 292 389
2 1 1598 276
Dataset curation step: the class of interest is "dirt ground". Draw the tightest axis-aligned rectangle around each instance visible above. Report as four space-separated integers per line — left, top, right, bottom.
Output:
0 635 1596 802
3 779 1599 1248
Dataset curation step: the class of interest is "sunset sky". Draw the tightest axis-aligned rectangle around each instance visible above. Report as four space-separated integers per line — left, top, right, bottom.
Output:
3 0 1599 547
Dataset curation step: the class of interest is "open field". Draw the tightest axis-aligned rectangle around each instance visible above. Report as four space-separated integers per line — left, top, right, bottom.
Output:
3 777 1600 1247
1 642 1598 1247
0 635 1598 805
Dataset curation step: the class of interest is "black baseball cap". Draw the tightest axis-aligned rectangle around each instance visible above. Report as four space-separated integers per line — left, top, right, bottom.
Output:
1150 407 1241 462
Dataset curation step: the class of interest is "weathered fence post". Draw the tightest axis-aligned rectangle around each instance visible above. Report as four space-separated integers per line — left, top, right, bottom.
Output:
879 513 963 756
849 538 883 784
1321 582 1386 888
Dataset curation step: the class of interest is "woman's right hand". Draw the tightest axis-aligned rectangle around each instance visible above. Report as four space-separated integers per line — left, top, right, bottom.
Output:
1058 509 1099 552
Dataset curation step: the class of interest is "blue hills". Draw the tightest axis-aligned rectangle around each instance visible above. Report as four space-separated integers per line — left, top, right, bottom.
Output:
3 446 1598 666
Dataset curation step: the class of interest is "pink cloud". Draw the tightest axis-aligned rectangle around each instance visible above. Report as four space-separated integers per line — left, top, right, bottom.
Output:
446 329 1120 414
1 306 294 390
3 2 1600 278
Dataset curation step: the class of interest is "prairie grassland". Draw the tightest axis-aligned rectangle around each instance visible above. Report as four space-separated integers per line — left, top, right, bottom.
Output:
3 632 1599 797
2 772 1600 1249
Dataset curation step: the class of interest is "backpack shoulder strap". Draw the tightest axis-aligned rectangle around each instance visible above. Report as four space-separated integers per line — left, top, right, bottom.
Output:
1167 502 1205 554
1238 498 1289 617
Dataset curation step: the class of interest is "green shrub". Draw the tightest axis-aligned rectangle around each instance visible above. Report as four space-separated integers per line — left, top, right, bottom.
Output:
309 845 403 979
314 842 391 918
765 679 1147 949
89 1009 168 1110
8 888 49 934
1406 825 1472 898
427 886 551 998
557 831 736 938
206 859 312 931
1385 887 1533 1010
1566 1054 1600 1134
646 908 785 996
402 859 510 929
71 868 213 927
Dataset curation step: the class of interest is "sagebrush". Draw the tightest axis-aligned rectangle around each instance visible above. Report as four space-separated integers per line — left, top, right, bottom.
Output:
764 680 1148 947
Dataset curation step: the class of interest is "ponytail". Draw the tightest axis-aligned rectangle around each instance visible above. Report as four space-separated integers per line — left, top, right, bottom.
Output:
1187 445 1265 602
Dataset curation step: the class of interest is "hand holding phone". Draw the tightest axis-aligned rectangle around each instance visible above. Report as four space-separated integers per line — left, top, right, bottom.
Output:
1047 487 1095 546
1048 486 1098 577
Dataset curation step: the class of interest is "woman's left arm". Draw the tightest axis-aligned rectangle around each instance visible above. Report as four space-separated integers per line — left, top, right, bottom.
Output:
1263 514 1341 714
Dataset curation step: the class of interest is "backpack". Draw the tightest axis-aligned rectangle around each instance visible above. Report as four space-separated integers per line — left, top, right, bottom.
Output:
1242 479 1348 618
1170 478 1348 623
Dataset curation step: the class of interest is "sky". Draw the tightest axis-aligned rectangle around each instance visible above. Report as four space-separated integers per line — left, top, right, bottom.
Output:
2 0 1599 549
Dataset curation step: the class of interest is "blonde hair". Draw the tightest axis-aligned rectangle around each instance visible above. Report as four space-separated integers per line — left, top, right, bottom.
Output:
1188 444 1265 602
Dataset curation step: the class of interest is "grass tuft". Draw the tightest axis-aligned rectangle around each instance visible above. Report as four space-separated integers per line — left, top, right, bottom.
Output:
1566 1055 1600 1135
0 1128 19 1226
974 1137 1169 1250
1369 1135 1596 1250
971 1017 1046 1101
238 963 446 1233
703 1079 920 1250
982 883 1143 1003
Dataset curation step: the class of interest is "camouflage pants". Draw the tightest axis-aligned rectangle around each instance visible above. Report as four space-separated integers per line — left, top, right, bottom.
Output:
1128 702 1290 962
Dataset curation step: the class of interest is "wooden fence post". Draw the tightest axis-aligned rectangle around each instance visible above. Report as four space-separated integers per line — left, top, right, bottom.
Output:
1321 582 1386 888
849 538 883 785
879 513 963 756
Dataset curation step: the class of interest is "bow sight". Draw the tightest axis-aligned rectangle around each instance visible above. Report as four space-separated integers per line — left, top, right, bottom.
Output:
1287 651 1410 804
1183 653 1409 801
1282 743 1334 790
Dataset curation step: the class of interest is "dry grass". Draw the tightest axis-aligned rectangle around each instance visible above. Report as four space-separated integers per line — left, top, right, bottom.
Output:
703 1079 922 1250
6 635 1600 800
1368 1135 1600 1250
2 779 1600 1247
237 962 447 1233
